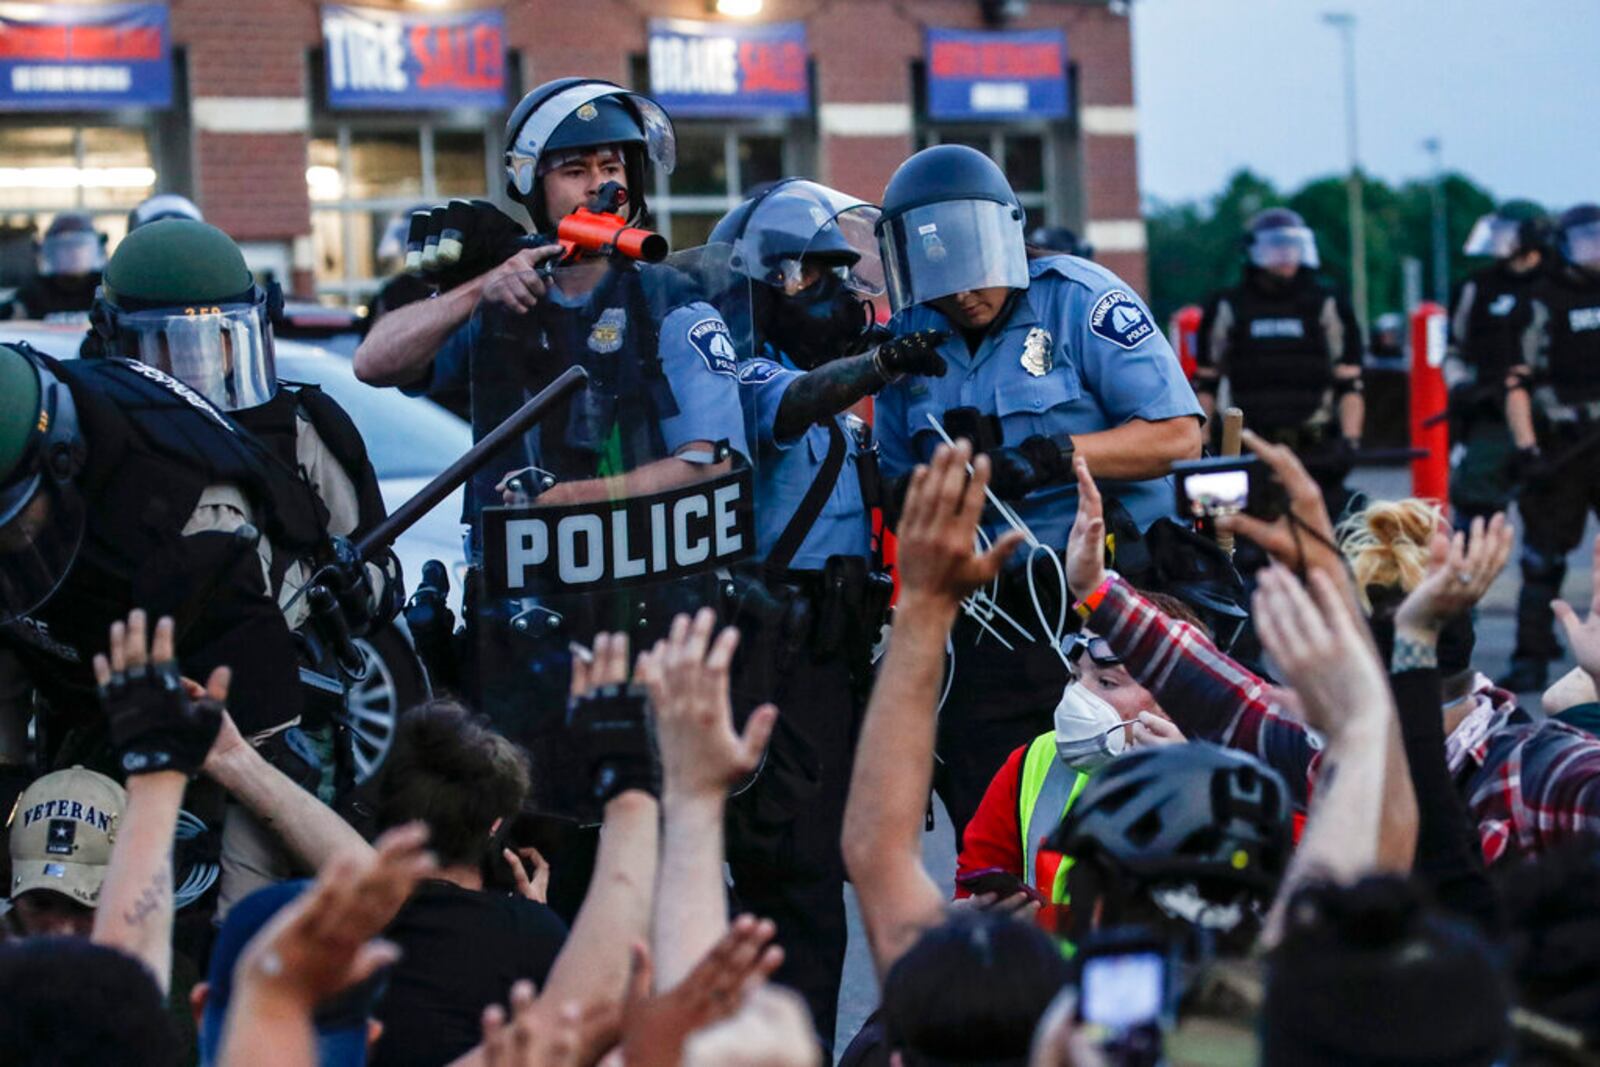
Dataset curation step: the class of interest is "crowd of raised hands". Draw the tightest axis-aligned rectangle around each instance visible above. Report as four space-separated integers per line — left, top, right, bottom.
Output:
27 420 1600 1066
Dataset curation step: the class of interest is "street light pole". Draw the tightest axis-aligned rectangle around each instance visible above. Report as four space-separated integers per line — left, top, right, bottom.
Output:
1322 12 1367 329
1423 137 1449 305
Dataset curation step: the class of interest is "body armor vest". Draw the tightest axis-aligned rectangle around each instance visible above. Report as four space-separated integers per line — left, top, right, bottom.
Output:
1222 271 1337 432
1537 268 1600 409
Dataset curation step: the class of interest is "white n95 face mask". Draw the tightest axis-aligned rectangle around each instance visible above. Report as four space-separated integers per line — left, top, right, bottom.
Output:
1054 682 1127 772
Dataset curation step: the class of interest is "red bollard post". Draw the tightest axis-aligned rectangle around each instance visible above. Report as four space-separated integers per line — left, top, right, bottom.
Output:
1410 301 1450 504
1168 304 1202 382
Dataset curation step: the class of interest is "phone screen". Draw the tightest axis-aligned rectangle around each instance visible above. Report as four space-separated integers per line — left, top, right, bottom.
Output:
1080 951 1165 1029
1182 469 1250 517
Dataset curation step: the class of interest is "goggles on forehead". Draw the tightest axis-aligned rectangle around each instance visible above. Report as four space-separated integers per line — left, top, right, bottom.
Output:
1066 634 1123 670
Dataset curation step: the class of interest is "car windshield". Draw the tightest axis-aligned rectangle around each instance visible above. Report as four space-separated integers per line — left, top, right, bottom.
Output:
275 352 468 480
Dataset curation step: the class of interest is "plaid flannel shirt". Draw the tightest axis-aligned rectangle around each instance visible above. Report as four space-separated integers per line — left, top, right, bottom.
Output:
1086 574 1324 809
1449 681 1600 865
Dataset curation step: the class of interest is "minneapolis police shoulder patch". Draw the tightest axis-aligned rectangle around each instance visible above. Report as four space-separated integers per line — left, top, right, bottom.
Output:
738 359 784 385
1088 289 1156 350
687 318 739 377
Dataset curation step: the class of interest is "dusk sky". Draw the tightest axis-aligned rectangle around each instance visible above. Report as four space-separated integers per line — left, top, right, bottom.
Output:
1129 0 1600 212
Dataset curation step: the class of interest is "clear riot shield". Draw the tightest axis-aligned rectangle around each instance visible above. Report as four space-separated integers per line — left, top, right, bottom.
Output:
466 247 759 822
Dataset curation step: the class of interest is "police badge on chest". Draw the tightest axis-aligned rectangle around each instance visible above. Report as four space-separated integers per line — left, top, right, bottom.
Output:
1021 327 1054 377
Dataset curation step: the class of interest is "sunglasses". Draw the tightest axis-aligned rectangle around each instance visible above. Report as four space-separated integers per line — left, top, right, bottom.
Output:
1066 634 1123 669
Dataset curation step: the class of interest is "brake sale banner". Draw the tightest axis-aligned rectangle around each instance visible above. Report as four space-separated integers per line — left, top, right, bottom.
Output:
925 27 1068 121
648 17 809 118
322 4 505 110
0 3 171 110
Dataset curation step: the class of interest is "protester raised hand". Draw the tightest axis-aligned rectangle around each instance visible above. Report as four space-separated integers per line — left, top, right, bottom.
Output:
1393 513 1514 640
613 916 785 1067
230 823 435 1015
93 609 225 778
1064 456 1108 599
476 980 606 1067
503 846 551 905
1252 564 1390 742
636 609 776 801
1552 534 1600 689
1215 430 1347 589
896 441 1024 614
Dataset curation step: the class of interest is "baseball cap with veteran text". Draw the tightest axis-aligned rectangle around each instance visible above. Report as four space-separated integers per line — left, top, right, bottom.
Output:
7 766 125 906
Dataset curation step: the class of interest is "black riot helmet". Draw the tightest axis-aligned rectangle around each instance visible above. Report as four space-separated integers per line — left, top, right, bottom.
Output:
0 341 88 624
1556 203 1600 276
1463 199 1551 261
709 179 885 368
1243 207 1320 272
502 78 676 233
38 212 106 278
1047 743 1291 949
1027 225 1093 259
876 144 1029 314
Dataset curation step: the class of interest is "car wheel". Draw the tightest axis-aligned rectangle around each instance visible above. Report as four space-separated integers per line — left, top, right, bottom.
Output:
340 622 430 784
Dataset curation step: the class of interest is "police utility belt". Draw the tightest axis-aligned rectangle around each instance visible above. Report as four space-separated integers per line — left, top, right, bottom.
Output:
726 417 890 667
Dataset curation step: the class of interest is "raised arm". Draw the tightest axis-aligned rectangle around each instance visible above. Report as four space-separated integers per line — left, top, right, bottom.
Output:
841 442 1023 977
770 331 947 442
641 611 776 989
90 610 224 993
539 632 660 1016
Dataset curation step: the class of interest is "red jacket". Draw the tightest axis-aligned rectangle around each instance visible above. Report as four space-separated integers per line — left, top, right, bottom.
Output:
954 742 1059 898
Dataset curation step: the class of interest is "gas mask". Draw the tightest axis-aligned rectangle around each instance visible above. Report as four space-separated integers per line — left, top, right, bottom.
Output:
767 270 872 370
1053 681 1127 772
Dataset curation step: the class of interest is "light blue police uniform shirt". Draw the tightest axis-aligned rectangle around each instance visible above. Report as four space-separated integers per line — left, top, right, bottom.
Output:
412 293 750 463
875 255 1201 549
739 351 871 570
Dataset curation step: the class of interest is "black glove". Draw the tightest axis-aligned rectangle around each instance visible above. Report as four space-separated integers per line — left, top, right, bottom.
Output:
566 685 660 816
988 434 1076 499
101 660 223 778
325 535 391 638
874 330 950 381
1515 446 1559 493
407 199 529 290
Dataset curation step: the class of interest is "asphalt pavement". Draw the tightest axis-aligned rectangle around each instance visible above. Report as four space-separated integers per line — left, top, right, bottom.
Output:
829 464 1599 1055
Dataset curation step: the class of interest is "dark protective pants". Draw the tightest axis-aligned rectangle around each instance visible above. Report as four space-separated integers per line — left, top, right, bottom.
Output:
1451 418 1517 529
932 614 1069 851
1512 448 1600 667
728 619 863 1053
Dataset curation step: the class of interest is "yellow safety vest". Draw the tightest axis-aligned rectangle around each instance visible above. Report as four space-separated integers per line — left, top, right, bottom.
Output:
1016 731 1091 906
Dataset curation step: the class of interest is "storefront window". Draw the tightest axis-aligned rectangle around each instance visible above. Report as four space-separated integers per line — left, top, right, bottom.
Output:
0 124 156 244
308 122 491 305
651 123 811 253
918 128 1054 232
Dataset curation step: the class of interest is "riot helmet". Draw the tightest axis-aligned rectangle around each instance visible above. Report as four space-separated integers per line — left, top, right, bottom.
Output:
709 179 884 368
503 78 676 233
876 144 1029 314
1462 199 1550 260
38 212 106 278
1046 742 1291 948
1557 203 1600 274
126 193 203 233
1027 225 1093 259
90 219 282 412
1244 207 1320 273
0 342 88 624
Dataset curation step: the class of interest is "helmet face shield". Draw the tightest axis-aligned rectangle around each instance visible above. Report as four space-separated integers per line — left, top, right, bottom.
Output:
113 298 277 411
40 231 105 277
736 183 885 298
1247 225 1319 271
1462 214 1522 258
798 202 885 299
1562 219 1600 270
506 83 676 198
879 199 1028 313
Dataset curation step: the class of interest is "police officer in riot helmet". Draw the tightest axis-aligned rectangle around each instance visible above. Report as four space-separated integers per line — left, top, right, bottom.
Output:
1445 200 1550 530
872 144 1202 846
1499 204 1600 693
126 193 204 232
4 213 106 322
1195 208 1365 519
1026 225 1093 260
0 337 329 906
87 219 398 640
705 178 946 1045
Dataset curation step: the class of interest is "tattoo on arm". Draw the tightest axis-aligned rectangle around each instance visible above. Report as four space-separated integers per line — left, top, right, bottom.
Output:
1391 634 1440 673
123 859 172 929
772 354 884 442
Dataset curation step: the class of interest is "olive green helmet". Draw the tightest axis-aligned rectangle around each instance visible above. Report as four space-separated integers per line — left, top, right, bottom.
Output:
90 219 283 411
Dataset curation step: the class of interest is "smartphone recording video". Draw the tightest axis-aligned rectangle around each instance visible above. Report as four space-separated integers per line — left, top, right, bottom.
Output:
1182 468 1249 518
1172 456 1287 522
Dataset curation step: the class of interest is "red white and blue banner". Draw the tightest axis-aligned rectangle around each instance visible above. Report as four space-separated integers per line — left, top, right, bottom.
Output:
647 17 809 119
925 27 1068 121
0 3 172 110
322 4 505 110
